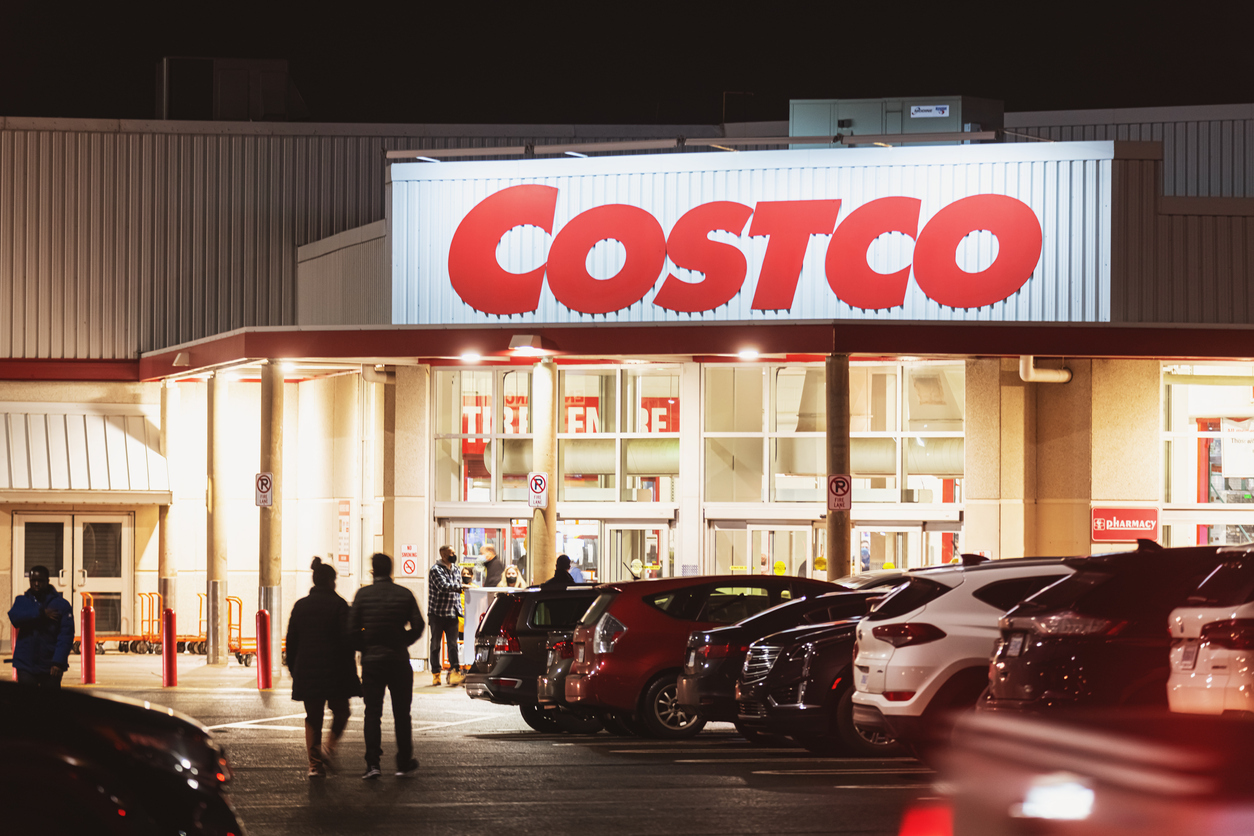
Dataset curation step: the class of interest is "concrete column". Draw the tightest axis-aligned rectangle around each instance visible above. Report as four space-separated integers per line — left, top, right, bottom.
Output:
825 355 851 580
258 361 284 680
158 380 179 618
206 372 229 666
531 358 558 585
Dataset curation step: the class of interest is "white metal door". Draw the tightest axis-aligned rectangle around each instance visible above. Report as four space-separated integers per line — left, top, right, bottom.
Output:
13 513 133 634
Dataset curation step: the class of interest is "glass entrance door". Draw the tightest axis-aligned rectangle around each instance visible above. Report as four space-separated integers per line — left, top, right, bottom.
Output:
852 525 924 572
445 520 530 585
13 513 132 634
605 525 671 583
749 525 814 578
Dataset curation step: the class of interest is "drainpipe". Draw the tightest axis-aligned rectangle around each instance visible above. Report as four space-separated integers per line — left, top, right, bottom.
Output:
361 364 395 385
1019 356 1071 384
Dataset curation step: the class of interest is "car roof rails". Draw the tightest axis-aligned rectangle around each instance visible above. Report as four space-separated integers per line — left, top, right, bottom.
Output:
960 553 991 566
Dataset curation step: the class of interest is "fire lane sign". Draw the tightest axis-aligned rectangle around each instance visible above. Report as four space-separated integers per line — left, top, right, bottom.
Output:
827 474 852 512
528 472 548 509
255 472 273 507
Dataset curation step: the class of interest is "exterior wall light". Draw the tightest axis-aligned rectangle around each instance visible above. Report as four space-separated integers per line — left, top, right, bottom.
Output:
737 348 760 360
460 351 482 362
509 335 544 355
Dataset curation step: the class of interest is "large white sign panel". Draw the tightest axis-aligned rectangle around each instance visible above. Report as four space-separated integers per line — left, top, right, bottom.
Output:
390 143 1114 326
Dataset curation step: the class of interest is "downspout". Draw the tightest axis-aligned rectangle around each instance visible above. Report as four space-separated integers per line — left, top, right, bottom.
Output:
362 364 396 385
1019 356 1071 384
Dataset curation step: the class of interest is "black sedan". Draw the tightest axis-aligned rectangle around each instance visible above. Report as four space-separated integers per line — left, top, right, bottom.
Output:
736 619 902 756
0 681 244 834
677 574 905 732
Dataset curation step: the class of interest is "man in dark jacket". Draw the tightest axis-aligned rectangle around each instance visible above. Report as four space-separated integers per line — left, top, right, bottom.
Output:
480 545 505 588
8 565 73 688
539 554 576 590
349 552 425 780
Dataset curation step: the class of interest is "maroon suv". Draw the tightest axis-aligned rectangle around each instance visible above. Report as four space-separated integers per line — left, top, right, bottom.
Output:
564 575 838 738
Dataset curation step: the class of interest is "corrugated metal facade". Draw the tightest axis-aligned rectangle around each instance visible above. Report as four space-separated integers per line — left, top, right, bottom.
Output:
1007 103 1254 198
0 409 168 492
296 221 389 325
390 142 1115 326
0 117 737 359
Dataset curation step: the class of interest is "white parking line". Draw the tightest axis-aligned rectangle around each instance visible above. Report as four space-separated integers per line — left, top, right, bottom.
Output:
676 757 930 764
750 767 934 775
610 748 816 755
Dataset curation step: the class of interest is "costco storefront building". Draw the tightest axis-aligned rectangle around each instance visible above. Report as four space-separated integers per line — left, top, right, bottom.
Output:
2 101 1253 664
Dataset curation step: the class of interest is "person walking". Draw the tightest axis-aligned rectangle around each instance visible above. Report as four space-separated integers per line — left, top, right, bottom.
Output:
286 557 361 778
480 545 505 587
539 554 576 590
7 565 73 689
428 545 464 686
349 552 425 780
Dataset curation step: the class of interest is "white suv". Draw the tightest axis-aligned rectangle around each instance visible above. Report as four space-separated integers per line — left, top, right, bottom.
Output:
1168 549 1254 715
851 558 1073 754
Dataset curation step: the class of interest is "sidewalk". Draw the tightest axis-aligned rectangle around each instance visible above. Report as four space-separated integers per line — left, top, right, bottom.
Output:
1 652 451 693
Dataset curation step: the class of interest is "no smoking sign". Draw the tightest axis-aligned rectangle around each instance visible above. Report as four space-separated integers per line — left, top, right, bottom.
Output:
528 471 548 509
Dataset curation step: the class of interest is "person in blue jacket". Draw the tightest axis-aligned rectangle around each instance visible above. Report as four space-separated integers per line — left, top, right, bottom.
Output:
8 565 74 688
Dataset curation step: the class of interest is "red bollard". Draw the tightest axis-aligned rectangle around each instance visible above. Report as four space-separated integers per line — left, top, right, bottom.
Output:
9 627 17 682
255 610 272 691
81 603 96 685
162 608 177 687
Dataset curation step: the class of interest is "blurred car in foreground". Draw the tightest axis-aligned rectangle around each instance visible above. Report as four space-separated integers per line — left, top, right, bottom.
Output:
678 574 907 733
899 708 1254 835
852 557 1072 756
984 543 1230 716
1168 547 1254 715
0 680 244 834
464 585 602 733
566 574 839 738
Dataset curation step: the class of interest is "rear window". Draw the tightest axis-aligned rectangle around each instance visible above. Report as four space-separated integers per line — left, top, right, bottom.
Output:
478 594 521 635
865 578 950 621
971 575 1067 612
1019 558 1223 625
1186 560 1254 606
530 595 599 629
578 592 618 627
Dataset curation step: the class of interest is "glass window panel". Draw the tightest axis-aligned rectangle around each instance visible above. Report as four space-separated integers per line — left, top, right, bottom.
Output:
774 367 826 433
772 437 823 502
501 370 531 434
904 366 965 432
849 367 897 433
434 369 493 435
434 438 491 502
704 438 763 502
494 438 531 501
711 529 749 575
24 522 65 576
559 439 616 501
902 436 964 481
621 438 679 502
704 368 763 432
81 522 122 578
93 592 122 633
560 371 615 433
624 371 681 433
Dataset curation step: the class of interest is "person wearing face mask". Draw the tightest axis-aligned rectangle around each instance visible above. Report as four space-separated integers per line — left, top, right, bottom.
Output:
427 546 464 687
8 565 73 689
502 565 526 588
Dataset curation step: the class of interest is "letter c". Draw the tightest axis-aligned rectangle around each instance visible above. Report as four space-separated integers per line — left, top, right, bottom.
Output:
448 185 559 316
825 197 921 310
912 194 1042 309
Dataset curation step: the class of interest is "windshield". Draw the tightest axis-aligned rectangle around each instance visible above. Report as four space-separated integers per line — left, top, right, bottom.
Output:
577 592 617 627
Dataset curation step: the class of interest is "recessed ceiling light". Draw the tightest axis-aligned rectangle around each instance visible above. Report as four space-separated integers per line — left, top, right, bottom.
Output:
460 352 482 363
738 349 760 361
281 362 296 373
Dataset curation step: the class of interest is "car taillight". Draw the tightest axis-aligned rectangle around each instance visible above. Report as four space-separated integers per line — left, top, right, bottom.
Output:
1200 618 1254 649
593 613 628 654
897 800 953 836
493 630 520 653
883 690 916 701
871 623 947 647
1003 611 1126 637
551 639 574 659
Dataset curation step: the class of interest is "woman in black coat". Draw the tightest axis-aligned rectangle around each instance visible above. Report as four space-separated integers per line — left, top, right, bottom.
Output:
286 557 362 777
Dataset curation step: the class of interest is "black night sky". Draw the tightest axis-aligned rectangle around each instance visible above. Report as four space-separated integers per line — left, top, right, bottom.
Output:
2 0 1252 125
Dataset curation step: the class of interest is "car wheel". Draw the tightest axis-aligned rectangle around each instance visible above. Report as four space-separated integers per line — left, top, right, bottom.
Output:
519 703 564 733
834 688 903 757
552 708 605 735
639 675 707 739
601 711 640 737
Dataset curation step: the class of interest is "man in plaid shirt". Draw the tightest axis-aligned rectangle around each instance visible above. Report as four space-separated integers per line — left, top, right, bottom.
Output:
428 546 464 686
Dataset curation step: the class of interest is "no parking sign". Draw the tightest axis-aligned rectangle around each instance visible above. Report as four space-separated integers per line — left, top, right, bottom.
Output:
827 475 851 511
528 472 548 509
